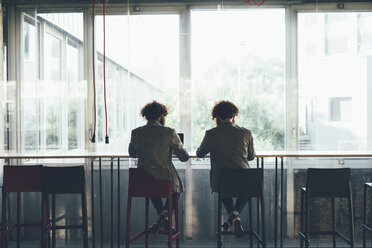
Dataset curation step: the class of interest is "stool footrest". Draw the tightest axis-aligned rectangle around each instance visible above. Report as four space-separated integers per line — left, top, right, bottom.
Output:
21 222 42 227
217 230 263 242
171 232 181 240
300 230 352 245
336 231 352 245
363 224 372 232
252 230 263 243
4 225 17 235
310 230 334 235
53 214 66 223
53 225 83 230
129 230 147 243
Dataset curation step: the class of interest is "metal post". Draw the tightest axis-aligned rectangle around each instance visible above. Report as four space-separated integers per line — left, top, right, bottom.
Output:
99 158 103 248
280 157 284 248
91 159 96 248
111 158 114 248
117 158 121 248
275 157 278 248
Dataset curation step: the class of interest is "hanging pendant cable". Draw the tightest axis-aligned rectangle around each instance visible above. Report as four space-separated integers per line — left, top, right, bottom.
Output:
103 0 109 144
91 0 97 143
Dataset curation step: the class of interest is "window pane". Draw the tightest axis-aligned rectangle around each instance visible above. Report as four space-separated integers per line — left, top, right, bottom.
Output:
191 9 286 151
21 12 84 153
95 15 179 152
44 32 62 81
45 99 61 150
298 12 372 151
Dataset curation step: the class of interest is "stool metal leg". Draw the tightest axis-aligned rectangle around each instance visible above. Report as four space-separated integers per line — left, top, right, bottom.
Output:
46 196 50 248
175 194 180 248
145 197 149 248
81 191 88 248
332 197 336 248
300 189 304 248
168 193 173 248
217 192 222 248
17 192 20 248
41 194 46 248
261 189 266 248
1 190 6 248
249 198 253 248
363 184 366 248
305 190 310 248
125 195 132 248
52 194 56 248
348 183 355 248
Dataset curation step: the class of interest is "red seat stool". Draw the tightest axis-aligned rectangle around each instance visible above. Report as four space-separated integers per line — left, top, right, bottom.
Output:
1 165 49 248
125 168 180 248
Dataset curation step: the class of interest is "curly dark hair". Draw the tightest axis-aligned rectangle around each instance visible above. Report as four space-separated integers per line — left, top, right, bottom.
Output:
140 100 169 121
211 100 239 120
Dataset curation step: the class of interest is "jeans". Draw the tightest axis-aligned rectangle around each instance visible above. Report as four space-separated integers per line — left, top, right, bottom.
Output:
222 197 248 222
151 193 180 217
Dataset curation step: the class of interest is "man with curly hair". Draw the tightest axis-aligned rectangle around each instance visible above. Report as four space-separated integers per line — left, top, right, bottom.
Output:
196 100 255 238
129 100 189 234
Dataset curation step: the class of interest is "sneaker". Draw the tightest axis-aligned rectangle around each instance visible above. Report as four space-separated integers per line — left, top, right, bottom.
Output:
232 217 244 238
221 220 230 231
148 220 161 234
160 216 177 235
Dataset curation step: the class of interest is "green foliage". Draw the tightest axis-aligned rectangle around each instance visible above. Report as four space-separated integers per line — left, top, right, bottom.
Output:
68 100 78 150
192 55 285 151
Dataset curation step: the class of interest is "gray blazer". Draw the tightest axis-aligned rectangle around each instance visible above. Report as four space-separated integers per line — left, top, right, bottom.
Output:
128 121 189 193
196 122 255 192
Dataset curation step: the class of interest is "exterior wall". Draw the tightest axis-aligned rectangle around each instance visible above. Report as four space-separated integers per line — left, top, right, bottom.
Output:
303 56 369 151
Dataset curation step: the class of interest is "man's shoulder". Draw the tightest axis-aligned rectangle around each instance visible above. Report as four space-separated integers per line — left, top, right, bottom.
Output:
131 125 145 133
232 124 252 135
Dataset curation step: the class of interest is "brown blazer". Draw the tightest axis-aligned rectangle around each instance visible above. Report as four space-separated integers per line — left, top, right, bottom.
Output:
196 121 255 192
128 121 189 193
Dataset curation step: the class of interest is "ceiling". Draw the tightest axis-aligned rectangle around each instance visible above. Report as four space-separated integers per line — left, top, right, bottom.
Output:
2 0 372 7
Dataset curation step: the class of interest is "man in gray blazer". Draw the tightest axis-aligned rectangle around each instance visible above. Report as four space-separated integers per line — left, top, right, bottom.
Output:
129 100 189 233
196 100 255 238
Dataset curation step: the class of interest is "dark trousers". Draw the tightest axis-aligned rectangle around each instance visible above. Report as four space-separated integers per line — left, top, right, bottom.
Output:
222 197 248 221
151 193 179 216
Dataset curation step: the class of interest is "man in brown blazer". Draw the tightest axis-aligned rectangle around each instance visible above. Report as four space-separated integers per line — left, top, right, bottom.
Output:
129 100 189 233
196 100 255 238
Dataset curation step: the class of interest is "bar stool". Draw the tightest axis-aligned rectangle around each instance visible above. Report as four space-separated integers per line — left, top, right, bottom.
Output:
363 182 372 248
299 168 355 248
125 168 180 248
1 165 49 248
217 168 266 248
41 166 88 248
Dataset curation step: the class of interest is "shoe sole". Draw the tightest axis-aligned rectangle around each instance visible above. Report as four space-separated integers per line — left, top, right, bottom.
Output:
221 221 230 232
233 219 244 238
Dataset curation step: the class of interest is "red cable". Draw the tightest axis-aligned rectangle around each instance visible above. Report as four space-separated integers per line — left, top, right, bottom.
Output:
244 0 250 5
253 0 265 6
92 0 97 142
103 0 109 143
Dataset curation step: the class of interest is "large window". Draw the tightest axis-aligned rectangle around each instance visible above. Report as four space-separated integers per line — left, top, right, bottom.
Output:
21 12 85 152
11 5 372 155
298 12 372 151
191 9 286 151
94 14 179 152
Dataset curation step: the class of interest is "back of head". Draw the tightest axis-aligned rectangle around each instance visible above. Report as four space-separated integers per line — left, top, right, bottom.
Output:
140 100 168 121
211 100 239 121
